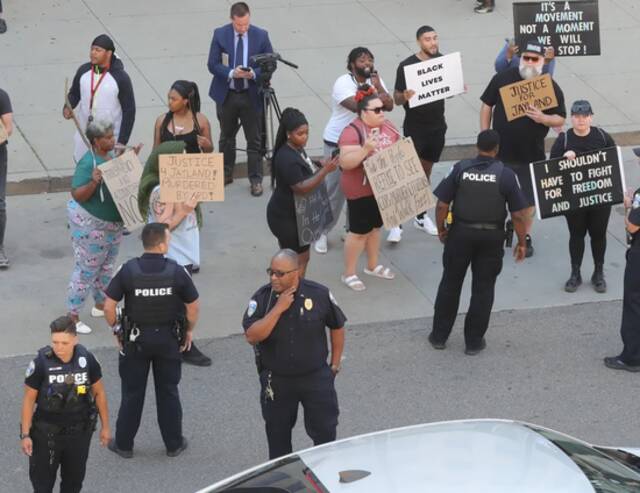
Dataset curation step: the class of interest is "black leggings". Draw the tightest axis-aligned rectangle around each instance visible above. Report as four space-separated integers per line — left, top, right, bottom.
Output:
564 206 611 266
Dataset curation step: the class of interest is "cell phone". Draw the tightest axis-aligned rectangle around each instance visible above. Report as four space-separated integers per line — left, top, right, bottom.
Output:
331 148 340 159
239 66 251 72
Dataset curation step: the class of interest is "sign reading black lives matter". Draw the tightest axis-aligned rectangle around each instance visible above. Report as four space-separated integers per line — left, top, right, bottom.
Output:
294 184 333 246
530 146 625 220
513 1 600 56
403 52 465 108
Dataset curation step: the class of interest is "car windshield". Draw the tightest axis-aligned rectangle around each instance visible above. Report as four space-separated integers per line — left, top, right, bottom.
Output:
528 426 640 492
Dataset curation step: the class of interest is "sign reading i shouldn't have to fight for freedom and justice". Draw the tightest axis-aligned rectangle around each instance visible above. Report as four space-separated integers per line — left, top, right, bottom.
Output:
530 146 625 220
403 52 465 109
499 73 558 122
513 1 600 56
159 153 224 203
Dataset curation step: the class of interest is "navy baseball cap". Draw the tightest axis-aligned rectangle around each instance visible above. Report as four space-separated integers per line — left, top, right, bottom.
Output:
522 41 544 56
571 100 593 115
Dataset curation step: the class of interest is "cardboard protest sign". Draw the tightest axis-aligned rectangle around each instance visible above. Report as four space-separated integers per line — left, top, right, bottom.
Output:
363 138 436 229
100 150 145 231
513 1 600 56
0 120 7 145
530 146 625 220
403 52 465 108
499 73 558 122
159 153 224 203
294 184 333 246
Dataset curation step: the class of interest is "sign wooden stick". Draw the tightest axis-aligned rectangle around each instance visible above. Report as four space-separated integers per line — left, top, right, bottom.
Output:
64 78 92 151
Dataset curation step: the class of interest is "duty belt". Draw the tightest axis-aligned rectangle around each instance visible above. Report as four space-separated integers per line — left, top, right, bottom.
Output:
456 219 503 230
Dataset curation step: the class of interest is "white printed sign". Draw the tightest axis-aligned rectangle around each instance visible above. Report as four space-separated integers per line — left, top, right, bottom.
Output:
403 52 465 108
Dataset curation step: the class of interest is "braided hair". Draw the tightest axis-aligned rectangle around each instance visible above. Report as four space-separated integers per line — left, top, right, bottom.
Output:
162 80 202 136
271 107 308 188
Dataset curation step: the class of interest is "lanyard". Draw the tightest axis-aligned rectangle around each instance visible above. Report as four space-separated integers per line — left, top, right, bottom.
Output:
89 65 109 116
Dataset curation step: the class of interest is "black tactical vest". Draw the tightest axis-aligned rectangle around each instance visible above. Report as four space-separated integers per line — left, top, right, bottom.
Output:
34 344 94 425
453 158 507 225
124 258 181 328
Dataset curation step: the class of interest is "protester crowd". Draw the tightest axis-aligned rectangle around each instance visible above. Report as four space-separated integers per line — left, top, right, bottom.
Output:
5 1 640 491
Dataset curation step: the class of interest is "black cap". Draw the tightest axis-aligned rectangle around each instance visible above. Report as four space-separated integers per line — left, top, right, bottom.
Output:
477 129 500 152
571 100 593 115
91 34 115 52
633 148 640 157
522 40 544 56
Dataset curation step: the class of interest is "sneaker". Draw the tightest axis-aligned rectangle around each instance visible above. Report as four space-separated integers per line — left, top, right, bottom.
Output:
314 234 328 254
108 439 133 459
525 234 534 258
0 247 9 269
474 4 494 13
386 226 402 243
91 306 105 318
182 342 212 367
75 321 92 334
414 217 438 236
167 437 188 457
604 356 640 372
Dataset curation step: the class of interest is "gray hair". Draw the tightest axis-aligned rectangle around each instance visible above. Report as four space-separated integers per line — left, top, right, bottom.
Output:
272 248 299 267
85 119 114 145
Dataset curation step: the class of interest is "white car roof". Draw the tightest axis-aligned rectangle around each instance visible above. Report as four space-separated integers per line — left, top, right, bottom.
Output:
199 419 597 492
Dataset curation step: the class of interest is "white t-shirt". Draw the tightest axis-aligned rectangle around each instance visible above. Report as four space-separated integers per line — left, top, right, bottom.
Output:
322 73 388 144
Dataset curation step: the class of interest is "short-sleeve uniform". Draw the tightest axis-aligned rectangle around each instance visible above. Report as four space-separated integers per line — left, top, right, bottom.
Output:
242 278 347 459
266 145 315 253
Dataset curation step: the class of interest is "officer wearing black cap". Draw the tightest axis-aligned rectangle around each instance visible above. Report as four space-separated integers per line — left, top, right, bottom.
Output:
604 148 640 372
103 222 200 458
21 315 110 493
428 130 533 354
243 249 346 459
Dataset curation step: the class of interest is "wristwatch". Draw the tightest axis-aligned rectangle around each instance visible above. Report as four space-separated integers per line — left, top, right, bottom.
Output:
19 431 30 440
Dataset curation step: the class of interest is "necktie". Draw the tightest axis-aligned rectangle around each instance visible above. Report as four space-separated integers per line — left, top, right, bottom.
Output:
234 34 244 91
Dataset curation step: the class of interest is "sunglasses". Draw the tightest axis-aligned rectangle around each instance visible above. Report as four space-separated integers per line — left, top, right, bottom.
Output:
364 106 385 114
522 55 541 62
266 268 297 278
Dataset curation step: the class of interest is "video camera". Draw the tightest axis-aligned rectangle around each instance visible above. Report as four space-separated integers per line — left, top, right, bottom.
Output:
249 52 298 88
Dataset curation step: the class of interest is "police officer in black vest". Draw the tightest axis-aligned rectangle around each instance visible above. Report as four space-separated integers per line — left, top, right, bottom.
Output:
21 315 110 493
103 222 200 458
428 130 533 354
243 249 346 459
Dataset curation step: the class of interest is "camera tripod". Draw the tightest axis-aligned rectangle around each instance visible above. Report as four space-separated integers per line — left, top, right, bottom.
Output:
259 83 283 161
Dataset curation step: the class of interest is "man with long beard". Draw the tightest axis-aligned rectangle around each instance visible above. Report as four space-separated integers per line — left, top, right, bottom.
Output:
479 41 566 257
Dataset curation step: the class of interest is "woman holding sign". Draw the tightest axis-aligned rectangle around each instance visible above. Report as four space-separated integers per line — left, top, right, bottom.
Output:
266 108 338 277
550 100 616 294
66 119 141 334
338 85 400 291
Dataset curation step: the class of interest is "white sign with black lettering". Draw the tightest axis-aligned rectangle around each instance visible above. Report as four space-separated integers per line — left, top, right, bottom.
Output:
403 52 465 108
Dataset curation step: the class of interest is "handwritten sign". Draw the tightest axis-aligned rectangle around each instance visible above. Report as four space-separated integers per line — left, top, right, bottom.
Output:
0 120 7 145
513 1 600 56
499 73 558 122
100 151 145 231
363 138 436 229
159 153 224 203
530 146 625 219
403 52 465 108
294 184 333 246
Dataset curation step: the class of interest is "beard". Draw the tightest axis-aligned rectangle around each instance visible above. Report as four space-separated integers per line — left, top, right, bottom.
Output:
519 61 543 80
354 66 372 78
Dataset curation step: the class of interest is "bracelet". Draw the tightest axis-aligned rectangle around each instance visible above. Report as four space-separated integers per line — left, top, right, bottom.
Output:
20 432 30 440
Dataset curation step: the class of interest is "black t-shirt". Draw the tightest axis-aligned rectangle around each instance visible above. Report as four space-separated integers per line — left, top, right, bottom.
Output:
0 88 12 147
629 188 640 249
394 54 446 131
480 67 566 164
549 127 615 159
24 345 102 390
267 145 314 221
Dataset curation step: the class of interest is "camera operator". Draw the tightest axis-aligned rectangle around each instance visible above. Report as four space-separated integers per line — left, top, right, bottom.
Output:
207 2 273 197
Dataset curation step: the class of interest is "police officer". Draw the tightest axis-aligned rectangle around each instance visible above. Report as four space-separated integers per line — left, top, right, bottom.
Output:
243 249 346 459
604 148 640 372
103 222 200 458
21 315 110 493
428 130 532 354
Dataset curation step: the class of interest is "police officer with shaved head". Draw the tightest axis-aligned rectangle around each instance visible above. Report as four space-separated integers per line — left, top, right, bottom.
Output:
103 222 200 458
243 249 346 459
428 130 533 355
21 315 110 493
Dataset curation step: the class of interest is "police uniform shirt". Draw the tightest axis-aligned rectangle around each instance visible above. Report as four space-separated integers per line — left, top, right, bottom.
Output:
434 156 529 213
242 279 347 376
105 253 199 345
629 192 640 249
480 67 566 165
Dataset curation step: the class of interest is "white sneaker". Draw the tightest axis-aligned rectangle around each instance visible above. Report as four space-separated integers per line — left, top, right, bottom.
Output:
91 307 104 318
314 234 328 254
75 321 92 334
414 216 438 236
386 226 402 243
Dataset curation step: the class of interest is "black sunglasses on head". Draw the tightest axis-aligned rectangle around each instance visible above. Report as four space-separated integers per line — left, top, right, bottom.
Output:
364 106 385 114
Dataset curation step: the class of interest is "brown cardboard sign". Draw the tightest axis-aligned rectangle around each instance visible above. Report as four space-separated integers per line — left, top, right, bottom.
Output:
499 73 558 121
159 153 224 203
100 150 146 231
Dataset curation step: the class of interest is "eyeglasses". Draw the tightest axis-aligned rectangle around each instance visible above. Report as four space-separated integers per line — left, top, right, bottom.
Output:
364 106 385 114
522 55 541 62
266 268 298 278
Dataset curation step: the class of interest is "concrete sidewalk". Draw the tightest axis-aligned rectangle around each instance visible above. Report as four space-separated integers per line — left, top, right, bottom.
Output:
1 0 640 193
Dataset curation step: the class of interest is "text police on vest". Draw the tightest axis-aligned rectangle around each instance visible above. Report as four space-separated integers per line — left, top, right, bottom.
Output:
462 172 497 182
134 287 173 297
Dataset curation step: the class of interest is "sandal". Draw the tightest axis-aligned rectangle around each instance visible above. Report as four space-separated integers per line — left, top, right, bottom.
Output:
341 274 366 291
364 264 395 280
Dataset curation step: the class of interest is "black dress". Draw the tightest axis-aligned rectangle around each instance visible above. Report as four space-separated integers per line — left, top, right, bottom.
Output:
266 145 314 253
159 112 200 154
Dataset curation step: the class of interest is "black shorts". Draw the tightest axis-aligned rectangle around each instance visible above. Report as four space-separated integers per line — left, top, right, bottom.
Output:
505 162 535 206
267 213 310 254
347 195 383 235
404 126 447 163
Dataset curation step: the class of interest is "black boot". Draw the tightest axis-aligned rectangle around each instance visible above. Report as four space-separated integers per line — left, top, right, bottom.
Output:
564 265 582 292
591 264 606 293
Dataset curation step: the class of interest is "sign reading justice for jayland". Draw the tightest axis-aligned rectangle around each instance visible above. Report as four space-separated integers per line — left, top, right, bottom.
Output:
403 52 465 109
159 153 224 203
499 73 558 122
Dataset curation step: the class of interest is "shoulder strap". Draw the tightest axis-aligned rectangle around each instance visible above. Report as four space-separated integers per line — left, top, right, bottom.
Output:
597 127 607 147
564 130 569 151
348 122 364 147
